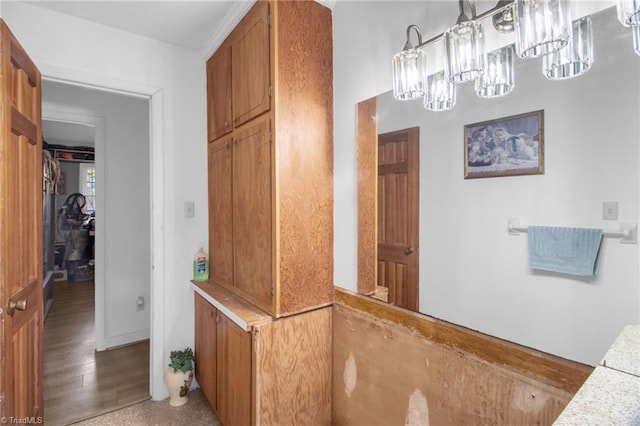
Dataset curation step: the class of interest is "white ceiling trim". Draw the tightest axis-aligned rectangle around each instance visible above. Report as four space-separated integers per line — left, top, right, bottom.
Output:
316 0 336 10
198 0 255 60
198 0 336 61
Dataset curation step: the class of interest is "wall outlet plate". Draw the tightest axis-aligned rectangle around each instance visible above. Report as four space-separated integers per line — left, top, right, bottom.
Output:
603 201 618 220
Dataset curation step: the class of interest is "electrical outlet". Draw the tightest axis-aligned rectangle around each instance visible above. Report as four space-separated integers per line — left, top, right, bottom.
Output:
184 201 195 218
136 296 145 311
603 201 618 221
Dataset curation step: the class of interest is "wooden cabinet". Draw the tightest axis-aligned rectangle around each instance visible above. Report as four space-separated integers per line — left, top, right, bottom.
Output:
206 1 270 141
206 0 334 318
193 286 332 426
231 0 270 128
208 137 233 286
194 294 217 410
216 311 251 426
206 43 232 141
232 116 272 310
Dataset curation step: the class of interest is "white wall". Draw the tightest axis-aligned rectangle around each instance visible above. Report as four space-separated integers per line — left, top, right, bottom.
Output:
43 80 151 347
334 1 638 365
2 1 208 400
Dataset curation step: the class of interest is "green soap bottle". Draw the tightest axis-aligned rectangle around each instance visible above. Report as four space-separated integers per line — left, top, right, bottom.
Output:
193 245 209 281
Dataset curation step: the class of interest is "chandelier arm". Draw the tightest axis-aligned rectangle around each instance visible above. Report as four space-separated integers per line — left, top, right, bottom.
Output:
403 24 423 50
415 0 514 50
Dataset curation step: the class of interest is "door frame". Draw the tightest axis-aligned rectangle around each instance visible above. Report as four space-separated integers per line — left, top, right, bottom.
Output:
39 64 165 400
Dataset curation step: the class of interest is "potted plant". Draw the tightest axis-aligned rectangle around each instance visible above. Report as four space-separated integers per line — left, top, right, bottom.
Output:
166 347 194 407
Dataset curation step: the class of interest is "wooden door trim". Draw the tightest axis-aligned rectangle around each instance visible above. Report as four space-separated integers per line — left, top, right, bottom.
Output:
356 97 377 296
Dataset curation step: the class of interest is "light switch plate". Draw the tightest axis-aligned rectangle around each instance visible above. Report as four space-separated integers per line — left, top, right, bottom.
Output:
184 201 195 218
603 201 618 221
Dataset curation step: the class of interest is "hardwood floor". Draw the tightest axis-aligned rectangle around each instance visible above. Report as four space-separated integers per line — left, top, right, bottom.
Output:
44 280 150 425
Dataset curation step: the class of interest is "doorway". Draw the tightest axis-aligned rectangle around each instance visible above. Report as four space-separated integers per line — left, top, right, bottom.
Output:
377 127 420 311
41 80 152 423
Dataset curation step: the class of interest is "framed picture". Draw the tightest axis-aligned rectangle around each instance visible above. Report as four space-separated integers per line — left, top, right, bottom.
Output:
464 109 544 179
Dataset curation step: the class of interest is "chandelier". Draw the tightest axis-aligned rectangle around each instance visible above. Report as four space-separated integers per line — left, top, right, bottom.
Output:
392 0 640 111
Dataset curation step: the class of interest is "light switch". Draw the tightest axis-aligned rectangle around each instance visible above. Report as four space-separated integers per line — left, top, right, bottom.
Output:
184 201 195 218
603 201 618 221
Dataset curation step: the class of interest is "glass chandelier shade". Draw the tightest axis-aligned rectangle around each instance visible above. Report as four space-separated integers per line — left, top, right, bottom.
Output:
392 26 427 101
617 0 640 26
543 17 593 80
475 45 515 98
424 72 456 111
444 20 487 84
514 0 572 59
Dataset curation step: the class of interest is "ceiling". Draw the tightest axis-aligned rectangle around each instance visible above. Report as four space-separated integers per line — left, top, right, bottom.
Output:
43 120 96 147
22 0 253 55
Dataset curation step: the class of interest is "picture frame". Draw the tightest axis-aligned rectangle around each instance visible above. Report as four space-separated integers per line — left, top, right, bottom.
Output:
464 109 544 179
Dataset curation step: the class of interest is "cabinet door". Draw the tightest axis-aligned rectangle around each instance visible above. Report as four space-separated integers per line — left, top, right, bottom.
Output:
194 294 217 411
233 116 272 312
217 312 251 426
232 0 270 127
207 42 232 141
208 137 233 286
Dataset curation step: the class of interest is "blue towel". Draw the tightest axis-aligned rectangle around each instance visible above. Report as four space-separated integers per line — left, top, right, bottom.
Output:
528 226 604 276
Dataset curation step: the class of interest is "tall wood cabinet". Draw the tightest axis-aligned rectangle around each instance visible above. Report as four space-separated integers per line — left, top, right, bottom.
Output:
197 1 334 424
206 0 333 318
193 287 332 426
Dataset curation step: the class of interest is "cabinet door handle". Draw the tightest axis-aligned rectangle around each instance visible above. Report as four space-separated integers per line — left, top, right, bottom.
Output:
225 120 229 127
233 116 238 123
405 247 415 255
225 141 231 149
233 139 238 146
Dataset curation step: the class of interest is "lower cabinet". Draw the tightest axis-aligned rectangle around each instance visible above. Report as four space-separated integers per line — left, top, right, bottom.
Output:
193 288 331 425
216 311 251 425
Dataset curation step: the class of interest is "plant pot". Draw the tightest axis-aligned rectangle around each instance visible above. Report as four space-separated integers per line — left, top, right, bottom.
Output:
166 367 193 407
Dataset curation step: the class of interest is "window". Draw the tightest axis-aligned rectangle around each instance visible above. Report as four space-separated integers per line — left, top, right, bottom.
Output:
79 163 95 214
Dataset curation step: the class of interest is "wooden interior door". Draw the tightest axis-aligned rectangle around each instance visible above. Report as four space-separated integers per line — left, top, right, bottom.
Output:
194 294 217 411
232 116 272 313
231 0 270 127
206 42 232 141
377 128 419 311
0 20 44 420
216 312 251 426
208 137 233 286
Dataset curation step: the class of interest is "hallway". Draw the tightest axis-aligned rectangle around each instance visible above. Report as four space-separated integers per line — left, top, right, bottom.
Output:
43 280 149 425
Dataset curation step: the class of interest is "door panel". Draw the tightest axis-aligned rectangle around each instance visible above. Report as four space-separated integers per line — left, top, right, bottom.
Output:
194 294 217 411
216 312 251 426
207 43 232 141
232 0 270 127
0 20 43 420
232 117 272 312
208 137 233 286
377 128 419 311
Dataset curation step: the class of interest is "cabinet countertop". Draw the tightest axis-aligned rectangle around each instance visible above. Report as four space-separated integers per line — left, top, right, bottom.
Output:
553 324 640 425
190 280 272 331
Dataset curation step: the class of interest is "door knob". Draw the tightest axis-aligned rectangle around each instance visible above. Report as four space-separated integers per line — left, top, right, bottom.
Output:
7 299 27 316
404 247 415 255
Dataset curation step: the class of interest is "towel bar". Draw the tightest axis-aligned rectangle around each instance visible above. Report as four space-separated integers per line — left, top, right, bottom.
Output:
507 218 637 244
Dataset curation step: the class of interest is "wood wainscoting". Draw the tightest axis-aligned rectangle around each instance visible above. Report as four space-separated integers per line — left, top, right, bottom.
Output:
332 288 592 426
